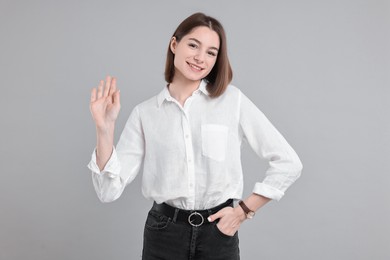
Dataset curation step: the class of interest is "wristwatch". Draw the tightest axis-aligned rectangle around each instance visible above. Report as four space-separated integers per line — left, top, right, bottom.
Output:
239 200 256 219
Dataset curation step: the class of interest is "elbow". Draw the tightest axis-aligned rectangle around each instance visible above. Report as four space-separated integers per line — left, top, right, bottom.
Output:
98 195 114 203
93 174 124 203
98 192 119 203
289 150 303 173
96 187 122 203
297 159 303 173
293 158 303 180
283 154 303 180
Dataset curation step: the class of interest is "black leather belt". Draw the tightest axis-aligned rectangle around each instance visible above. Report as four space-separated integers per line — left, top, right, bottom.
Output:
152 199 233 227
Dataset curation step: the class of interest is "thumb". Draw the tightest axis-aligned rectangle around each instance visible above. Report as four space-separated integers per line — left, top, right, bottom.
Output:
208 210 224 222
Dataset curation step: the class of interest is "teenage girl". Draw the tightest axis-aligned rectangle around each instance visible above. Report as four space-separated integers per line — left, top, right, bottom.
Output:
88 12 302 260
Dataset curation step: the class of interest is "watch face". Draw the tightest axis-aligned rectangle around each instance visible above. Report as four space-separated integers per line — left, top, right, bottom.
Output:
247 211 255 219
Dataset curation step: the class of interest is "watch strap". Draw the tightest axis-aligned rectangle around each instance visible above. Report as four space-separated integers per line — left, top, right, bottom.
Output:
239 200 255 218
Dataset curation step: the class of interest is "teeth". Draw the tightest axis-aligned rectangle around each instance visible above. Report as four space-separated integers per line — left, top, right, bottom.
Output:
189 63 202 70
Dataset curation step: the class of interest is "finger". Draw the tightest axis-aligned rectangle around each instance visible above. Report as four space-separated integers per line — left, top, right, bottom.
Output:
97 80 104 99
113 89 120 105
90 88 97 103
109 77 117 96
104 75 112 97
208 210 225 222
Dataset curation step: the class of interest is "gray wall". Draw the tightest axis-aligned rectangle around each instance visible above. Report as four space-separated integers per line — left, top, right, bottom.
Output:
1 0 389 259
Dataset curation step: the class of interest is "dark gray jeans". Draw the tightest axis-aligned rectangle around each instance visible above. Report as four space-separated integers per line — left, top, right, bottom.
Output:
142 201 240 260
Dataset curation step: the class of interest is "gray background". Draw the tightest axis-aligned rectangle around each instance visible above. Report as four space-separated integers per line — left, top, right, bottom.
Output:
1 0 389 259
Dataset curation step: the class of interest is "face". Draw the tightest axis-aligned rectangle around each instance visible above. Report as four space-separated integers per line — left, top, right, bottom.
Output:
170 26 220 83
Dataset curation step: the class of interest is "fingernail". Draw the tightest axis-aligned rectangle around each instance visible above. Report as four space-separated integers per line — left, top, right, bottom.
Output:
207 217 212 222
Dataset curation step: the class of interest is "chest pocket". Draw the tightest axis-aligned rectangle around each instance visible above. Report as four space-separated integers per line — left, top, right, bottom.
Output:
201 124 229 162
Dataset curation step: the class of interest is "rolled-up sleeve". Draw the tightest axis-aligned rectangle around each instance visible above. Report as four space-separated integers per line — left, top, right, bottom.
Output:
87 105 145 203
238 91 303 201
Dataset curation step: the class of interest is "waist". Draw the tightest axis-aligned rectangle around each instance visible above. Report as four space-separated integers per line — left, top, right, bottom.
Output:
152 199 234 227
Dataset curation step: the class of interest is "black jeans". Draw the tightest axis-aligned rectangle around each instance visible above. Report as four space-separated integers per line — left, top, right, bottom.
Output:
142 200 240 260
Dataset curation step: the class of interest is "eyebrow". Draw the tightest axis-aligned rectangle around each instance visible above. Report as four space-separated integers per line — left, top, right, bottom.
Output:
188 37 219 52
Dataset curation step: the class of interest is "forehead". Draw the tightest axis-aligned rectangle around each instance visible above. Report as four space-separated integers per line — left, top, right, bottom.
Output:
183 26 220 48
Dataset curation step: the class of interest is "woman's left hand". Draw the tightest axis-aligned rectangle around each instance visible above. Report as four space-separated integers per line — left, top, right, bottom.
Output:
208 206 247 236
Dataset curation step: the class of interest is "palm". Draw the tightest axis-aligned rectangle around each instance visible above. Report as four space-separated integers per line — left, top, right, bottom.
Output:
90 76 120 128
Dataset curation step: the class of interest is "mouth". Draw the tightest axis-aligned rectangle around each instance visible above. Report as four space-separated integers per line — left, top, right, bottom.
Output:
187 62 204 71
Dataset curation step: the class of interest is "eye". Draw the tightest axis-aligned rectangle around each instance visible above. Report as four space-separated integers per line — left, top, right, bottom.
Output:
188 43 198 49
208 51 217 57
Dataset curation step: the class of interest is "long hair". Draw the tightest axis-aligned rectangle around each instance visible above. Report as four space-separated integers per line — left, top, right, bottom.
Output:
164 12 233 98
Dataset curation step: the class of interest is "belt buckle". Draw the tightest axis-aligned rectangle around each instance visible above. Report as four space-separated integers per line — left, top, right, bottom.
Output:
188 212 204 227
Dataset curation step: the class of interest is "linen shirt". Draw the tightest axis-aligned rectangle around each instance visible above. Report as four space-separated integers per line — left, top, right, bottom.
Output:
87 79 303 210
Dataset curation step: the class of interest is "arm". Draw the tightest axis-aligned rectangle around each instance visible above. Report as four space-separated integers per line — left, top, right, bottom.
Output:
87 105 145 203
89 75 120 171
96 125 115 171
209 90 302 235
87 76 145 203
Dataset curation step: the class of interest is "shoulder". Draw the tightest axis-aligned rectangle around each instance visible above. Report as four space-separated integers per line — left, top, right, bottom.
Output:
215 82 243 103
223 83 265 114
224 83 241 96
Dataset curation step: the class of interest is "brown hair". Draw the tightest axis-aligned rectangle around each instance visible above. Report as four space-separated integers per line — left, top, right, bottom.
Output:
164 12 233 98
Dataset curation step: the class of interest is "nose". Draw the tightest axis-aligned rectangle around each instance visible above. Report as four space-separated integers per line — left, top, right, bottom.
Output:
194 52 205 63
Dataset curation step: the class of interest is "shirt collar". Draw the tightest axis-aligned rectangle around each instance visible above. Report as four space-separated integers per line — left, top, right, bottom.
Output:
197 79 209 96
157 79 209 108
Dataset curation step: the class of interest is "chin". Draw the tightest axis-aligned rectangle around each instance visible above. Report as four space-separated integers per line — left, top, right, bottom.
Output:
187 76 204 82
180 73 204 82
186 71 210 81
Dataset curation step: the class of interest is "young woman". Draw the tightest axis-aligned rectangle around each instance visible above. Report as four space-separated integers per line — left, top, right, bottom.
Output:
88 12 302 260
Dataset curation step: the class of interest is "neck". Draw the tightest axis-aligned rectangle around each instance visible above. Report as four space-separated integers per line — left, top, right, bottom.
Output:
168 75 201 104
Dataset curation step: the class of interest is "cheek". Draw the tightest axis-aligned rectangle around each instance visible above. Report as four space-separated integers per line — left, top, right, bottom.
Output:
207 59 217 71
173 55 181 69
173 51 187 67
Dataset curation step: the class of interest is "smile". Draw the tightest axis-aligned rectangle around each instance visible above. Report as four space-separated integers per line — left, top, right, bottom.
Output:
187 62 204 71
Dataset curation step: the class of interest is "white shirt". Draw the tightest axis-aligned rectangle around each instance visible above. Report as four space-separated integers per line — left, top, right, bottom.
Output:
87 79 303 210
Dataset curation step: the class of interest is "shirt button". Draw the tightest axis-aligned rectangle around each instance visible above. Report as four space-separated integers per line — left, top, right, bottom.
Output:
185 134 189 138
188 158 192 162
108 173 116 179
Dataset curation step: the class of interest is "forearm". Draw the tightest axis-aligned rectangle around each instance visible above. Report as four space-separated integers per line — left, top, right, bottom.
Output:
209 193 272 236
242 193 270 212
235 193 271 220
96 124 115 171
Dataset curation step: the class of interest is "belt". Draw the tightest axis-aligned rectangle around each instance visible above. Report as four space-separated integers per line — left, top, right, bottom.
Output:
152 199 234 227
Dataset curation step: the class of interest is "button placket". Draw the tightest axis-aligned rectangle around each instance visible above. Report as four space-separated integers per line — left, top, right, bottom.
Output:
182 111 196 209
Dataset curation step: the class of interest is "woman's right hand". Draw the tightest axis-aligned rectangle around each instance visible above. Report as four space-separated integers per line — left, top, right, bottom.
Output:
90 75 121 129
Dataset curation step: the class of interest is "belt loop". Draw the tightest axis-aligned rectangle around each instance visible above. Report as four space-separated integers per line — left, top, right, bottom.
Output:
173 208 179 223
207 209 213 220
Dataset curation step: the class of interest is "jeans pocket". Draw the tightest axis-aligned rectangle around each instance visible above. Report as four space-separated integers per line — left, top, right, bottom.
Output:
145 210 171 230
213 222 237 239
201 124 229 162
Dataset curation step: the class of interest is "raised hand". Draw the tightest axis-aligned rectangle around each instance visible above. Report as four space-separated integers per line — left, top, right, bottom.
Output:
90 75 121 129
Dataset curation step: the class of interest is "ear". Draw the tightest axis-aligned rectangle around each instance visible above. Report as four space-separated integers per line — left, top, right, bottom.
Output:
170 37 177 54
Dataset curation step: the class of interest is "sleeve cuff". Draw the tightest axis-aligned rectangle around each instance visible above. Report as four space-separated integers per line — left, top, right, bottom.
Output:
87 146 121 179
252 182 285 201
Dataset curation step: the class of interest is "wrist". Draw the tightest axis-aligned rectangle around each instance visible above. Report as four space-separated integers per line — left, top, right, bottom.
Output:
96 123 115 135
238 200 256 220
234 206 247 222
